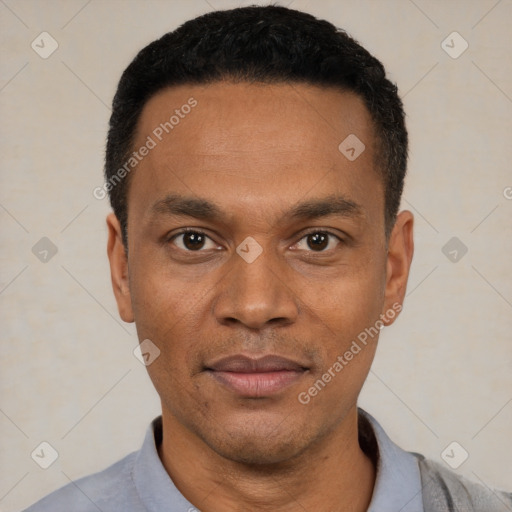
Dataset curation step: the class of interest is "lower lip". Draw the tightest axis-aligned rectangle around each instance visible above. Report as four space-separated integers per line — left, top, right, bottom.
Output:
207 370 305 397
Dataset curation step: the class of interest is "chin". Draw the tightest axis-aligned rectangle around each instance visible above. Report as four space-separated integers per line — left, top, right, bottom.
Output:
198 419 315 466
214 437 303 466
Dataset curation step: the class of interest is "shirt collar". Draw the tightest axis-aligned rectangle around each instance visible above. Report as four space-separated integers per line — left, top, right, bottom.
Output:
131 416 196 511
359 408 424 512
132 409 424 512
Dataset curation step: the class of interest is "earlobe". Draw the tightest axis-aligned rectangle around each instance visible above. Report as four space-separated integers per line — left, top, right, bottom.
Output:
106 213 134 323
382 210 414 326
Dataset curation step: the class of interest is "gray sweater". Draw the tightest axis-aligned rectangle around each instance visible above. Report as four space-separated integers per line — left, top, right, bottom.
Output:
417 455 512 511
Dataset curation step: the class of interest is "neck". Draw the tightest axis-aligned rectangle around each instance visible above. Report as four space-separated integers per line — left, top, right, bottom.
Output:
157 405 376 512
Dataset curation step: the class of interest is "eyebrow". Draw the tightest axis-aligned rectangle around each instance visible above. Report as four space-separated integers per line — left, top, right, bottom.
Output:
286 195 364 221
148 193 365 224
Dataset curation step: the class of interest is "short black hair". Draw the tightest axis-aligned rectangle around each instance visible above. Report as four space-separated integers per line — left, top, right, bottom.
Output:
105 4 407 247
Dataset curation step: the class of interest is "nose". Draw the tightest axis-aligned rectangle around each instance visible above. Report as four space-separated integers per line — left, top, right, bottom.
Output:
212 243 300 331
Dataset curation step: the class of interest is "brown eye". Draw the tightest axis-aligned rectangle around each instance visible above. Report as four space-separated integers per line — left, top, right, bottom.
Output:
307 232 329 251
171 230 218 251
182 232 206 250
293 231 341 252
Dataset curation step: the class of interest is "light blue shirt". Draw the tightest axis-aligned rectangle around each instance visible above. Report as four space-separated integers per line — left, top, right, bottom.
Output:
24 408 424 511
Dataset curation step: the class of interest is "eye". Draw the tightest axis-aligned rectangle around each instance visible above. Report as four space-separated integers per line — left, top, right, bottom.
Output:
169 229 219 251
293 230 342 252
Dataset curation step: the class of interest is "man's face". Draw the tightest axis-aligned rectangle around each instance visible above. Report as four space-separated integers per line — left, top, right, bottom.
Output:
108 82 412 464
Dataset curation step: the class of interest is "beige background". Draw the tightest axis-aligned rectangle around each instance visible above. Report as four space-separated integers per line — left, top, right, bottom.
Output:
1 0 511 510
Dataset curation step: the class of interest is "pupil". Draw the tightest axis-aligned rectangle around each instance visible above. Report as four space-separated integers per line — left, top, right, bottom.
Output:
184 232 205 250
308 233 327 251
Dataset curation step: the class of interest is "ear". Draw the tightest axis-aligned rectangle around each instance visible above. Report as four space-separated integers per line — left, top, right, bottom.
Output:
106 213 134 323
381 210 414 326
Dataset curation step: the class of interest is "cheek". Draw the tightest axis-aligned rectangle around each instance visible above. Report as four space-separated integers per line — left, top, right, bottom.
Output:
302 263 387 387
130 254 201 325
128 272 194 369
306 256 386 329
301 269 385 407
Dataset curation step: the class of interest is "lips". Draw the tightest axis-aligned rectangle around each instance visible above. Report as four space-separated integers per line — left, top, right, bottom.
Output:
207 354 307 373
205 354 308 397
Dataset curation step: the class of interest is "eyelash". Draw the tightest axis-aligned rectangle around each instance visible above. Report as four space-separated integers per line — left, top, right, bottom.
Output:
168 228 343 253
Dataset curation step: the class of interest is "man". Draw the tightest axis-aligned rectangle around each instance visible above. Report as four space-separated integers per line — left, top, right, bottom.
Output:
25 5 511 512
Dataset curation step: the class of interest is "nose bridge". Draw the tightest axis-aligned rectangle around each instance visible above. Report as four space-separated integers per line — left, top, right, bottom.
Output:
213 240 299 329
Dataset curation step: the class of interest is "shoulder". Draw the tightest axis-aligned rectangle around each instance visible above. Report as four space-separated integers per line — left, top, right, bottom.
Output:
23 451 144 512
415 454 512 512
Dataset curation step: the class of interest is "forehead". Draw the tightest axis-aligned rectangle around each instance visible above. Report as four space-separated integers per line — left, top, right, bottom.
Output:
137 81 374 154
128 82 382 228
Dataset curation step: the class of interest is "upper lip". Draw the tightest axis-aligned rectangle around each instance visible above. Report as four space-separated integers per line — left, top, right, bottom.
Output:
206 354 308 373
